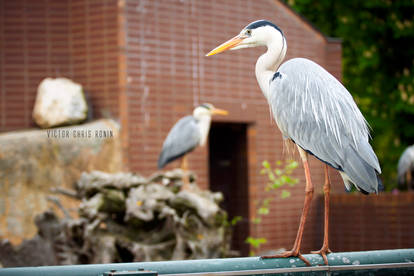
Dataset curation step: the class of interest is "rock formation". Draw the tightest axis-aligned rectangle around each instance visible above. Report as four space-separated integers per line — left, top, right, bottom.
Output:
0 170 237 267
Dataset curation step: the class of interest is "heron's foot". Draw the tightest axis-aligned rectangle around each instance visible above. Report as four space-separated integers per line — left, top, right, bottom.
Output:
261 250 311 266
311 247 332 265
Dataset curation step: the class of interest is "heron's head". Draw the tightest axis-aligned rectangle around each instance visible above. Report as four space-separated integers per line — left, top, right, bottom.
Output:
193 103 228 119
206 20 284 56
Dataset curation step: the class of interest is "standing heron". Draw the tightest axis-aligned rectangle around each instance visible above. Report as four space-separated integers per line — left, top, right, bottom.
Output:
158 103 228 189
206 20 381 265
398 145 414 190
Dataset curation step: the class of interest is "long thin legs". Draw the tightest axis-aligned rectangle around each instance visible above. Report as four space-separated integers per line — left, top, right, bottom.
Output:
311 164 332 264
261 147 313 266
180 155 190 190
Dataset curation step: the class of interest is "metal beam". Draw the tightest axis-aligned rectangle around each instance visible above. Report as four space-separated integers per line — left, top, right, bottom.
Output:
0 249 413 276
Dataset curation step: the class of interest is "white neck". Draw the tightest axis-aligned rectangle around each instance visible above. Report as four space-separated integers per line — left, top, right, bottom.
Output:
255 36 286 100
197 115 212 146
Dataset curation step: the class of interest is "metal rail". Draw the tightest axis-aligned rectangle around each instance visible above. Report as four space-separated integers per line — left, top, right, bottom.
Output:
163 262 414 275
0 249 413 276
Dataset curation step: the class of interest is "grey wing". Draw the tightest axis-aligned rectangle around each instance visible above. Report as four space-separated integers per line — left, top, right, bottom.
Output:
397 145 414 184
158 115 201 169
269 58 381 193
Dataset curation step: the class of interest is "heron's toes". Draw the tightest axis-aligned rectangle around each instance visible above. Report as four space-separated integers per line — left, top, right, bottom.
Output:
261 251 293 259
261 251 311 266
311 248 332 265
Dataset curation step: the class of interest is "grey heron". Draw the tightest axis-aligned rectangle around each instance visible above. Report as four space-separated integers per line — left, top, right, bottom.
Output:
158 103 228 189
398 145 414 190
206 20 381 265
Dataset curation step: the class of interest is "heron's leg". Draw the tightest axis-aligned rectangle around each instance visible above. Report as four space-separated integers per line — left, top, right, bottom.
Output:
181 155 190 190
311 164 332 265
262 147 313 266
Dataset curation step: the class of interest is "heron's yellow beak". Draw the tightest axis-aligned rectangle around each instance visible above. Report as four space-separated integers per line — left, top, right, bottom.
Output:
206 35 243 56
212 108 229 116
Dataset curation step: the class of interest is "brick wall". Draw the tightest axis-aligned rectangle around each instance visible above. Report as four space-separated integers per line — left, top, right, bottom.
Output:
120 0 345 254
0 0 352 255
0 0 120 132
329 192 414 252
0 0 71 131
325 39 343 81
69 0 120 120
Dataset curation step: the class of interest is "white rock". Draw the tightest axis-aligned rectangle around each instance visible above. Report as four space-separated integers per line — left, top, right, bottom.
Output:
32 78 88 128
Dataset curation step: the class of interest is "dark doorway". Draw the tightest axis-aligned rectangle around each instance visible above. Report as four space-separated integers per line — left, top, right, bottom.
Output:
209 122 249 256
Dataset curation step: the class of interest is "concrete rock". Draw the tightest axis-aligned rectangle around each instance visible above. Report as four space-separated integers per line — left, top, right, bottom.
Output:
0 119 122 243
32 78 88 128
125 184 175 222
77 171 148 197
172 190 220 224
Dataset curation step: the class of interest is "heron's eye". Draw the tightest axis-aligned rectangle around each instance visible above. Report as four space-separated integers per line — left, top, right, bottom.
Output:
245 29 252 36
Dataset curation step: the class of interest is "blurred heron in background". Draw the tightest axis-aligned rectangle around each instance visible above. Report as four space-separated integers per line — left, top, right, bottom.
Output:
206 20 381 265
398 145 414 190
158 103 228 189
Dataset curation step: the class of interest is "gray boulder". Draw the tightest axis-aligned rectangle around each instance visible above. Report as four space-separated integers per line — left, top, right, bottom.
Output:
32 77 88 128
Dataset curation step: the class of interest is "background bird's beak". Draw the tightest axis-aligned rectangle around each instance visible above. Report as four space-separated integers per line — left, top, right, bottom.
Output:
206 35 243 56
211 108 229 115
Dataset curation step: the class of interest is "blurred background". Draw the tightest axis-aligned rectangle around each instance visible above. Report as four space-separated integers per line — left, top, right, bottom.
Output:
0 0 413 266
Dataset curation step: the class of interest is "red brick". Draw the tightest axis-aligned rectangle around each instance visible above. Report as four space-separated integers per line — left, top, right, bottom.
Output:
6 0 396 257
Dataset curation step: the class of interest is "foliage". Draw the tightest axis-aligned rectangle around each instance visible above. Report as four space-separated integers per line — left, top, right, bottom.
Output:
245 160 299 255
286 0 414 190
223 214 242 227
245 237 267 250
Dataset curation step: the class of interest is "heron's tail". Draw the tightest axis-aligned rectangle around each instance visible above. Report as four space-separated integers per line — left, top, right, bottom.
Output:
157 147 188 169
158 150 168 169
340 171 383 194
341 141 382 194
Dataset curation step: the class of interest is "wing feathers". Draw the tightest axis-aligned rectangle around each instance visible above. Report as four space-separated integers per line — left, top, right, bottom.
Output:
158 116 201 169
269 58 381 193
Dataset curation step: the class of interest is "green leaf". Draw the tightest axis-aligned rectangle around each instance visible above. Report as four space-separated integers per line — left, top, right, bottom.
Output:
231 216 242 226
263 198 271 206
245 237 267 248
262 160 271 169
258 207 269 215
287 161 299 169
280 175 290 185
281 190 291 199
288 178 299 186
268 172 276 182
